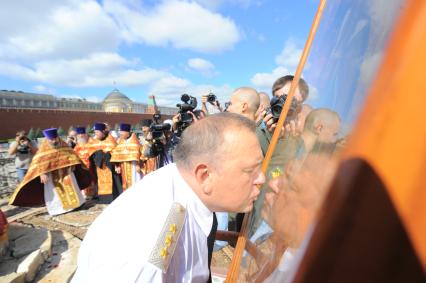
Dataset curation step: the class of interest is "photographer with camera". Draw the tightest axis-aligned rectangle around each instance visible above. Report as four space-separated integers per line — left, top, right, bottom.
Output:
257 75 309 155
174 93 198 138
8 130 38 181
143 114 176 170
201 92 222 115
143 94 204 171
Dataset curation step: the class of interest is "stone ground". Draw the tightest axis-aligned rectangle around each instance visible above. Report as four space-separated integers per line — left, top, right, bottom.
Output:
0 199 107 283
0 146 20 199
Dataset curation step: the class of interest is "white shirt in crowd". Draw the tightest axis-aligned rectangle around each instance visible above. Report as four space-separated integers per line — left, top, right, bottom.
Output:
72 163 213 283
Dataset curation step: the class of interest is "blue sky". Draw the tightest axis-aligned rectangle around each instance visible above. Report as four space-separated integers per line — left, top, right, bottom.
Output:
0 0 318 107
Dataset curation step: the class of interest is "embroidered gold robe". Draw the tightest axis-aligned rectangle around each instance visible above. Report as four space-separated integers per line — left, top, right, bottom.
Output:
74 138 96 197
86 134 117 195
9 139 91 210
110 133 143 190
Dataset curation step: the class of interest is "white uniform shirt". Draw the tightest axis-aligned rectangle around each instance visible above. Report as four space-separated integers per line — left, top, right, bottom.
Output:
72 163 213 283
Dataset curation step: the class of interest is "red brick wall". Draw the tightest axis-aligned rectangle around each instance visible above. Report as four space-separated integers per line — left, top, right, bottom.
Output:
2 108 173 139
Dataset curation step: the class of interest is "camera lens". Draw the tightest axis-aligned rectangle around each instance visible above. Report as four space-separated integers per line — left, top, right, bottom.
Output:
181 94 190 102
271 104 282 118
207 94 216 103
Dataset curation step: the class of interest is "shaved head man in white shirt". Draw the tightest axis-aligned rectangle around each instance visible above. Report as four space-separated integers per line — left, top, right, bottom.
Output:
72 112 265 283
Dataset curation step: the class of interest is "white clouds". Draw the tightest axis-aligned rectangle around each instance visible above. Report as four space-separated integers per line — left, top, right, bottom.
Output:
193 0 262 10
187 58 216 76
0 0 242 103
103 0 241 53
0 53 178 88
251 39 303 92
0 0 247 109
306 84 319 102
275 39 303 69
149 75 233 107
33 85 56 94
0 1 120 62
0 0 241 62
251 66 291 91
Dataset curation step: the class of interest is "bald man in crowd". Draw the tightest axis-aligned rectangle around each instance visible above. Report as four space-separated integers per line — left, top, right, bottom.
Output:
226 87 272 156
270 108 341 171
226 87 260 121
73 113 265 283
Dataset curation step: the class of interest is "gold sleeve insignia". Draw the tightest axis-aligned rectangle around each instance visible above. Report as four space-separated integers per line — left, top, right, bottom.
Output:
148 202 186 273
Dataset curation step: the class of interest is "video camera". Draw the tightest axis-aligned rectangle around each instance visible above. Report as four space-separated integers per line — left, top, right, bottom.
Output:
265 94 300 123
175 94 197 136
149 114 171 156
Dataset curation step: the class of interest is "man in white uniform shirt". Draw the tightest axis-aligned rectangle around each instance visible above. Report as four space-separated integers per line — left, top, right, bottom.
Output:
72 112 265 282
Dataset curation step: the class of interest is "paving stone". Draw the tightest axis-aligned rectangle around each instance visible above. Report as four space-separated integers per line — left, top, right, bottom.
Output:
17 249 45 282
35 231 81 283
8 223 33 242
11 227 49 258
40 230 52 260
0 272 25 283
0 256 21 276
0 239 9 259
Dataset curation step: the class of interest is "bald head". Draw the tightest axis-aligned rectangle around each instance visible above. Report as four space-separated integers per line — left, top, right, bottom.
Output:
174 112 256 169
304 108 341 144
227 87 260 120
304 108 340 131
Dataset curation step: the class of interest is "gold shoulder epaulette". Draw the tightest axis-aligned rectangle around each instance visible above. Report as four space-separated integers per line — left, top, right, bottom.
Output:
148 202 186 273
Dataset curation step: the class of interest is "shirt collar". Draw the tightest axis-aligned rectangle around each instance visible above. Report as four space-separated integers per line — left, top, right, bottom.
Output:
171 164 213 237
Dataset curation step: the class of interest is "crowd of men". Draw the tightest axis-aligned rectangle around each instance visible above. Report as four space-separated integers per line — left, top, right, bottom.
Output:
7 74 344 282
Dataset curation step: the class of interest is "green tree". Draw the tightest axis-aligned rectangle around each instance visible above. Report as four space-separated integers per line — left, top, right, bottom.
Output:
57 127 65 137
35 128 43 138
27 128 35 140
86 124 92 134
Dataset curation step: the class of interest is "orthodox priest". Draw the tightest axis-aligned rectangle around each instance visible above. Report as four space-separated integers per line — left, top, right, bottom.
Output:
110 123 143 190
74 126 95 199
87 123 122 202
9 128 91 216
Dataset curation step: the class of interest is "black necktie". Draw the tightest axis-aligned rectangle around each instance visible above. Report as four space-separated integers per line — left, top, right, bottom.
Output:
207 212 218 283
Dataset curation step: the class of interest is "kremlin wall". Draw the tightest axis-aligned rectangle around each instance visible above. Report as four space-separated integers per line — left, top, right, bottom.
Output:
0 89 176 140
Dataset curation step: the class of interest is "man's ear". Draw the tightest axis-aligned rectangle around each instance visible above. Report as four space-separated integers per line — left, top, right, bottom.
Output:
194 163 212 195
242 102 249 113
314 123 323 135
